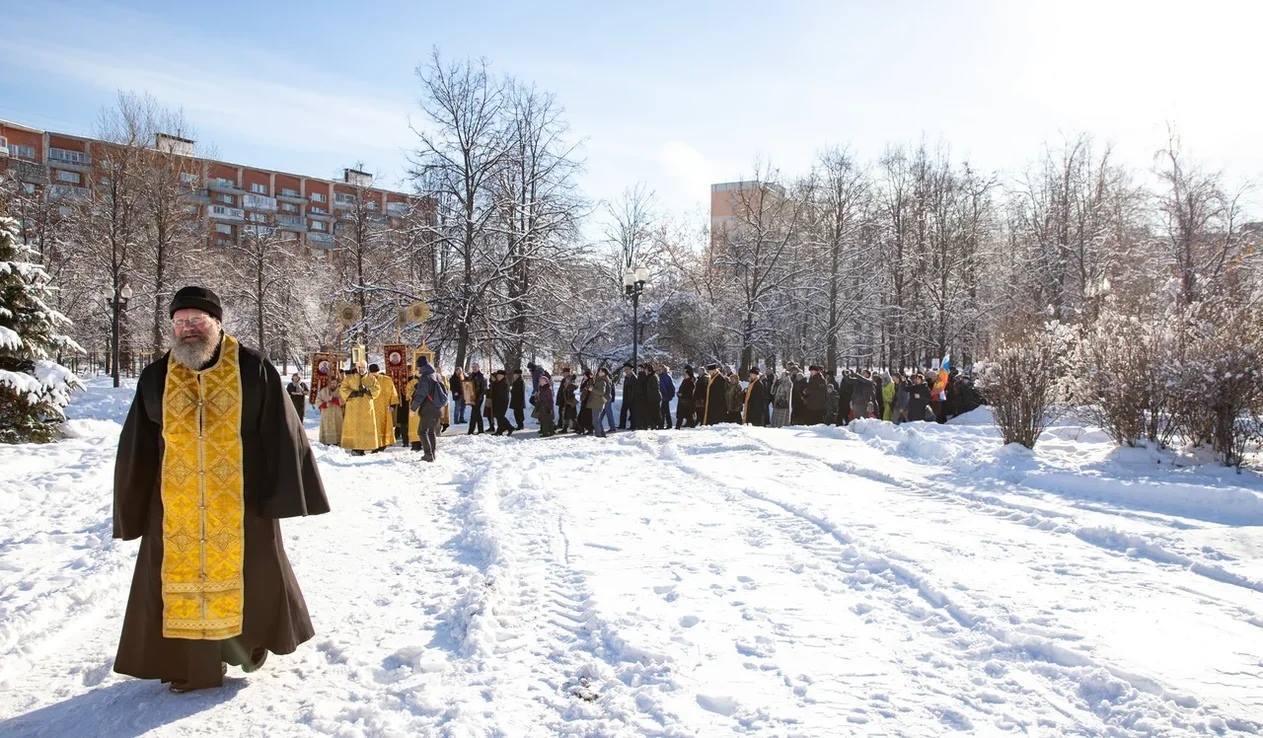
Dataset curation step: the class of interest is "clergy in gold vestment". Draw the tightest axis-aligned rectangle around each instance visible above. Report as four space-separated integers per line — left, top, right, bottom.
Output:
113 286 329 693
339 363 380 453
368 364 399 451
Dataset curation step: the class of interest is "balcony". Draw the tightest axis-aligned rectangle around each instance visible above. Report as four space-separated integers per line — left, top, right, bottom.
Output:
277 215 304 229
208 177 239 192
48 184 89 201
47 148 91 169
333 197 356 210
243 193 277 211
308 210 332 220
209 204 245 221
386 202 409 216
307 232 334 247
242 224 274 238
278 189 304 203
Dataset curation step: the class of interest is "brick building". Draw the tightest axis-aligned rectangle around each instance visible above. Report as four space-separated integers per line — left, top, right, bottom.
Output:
0 118 423 250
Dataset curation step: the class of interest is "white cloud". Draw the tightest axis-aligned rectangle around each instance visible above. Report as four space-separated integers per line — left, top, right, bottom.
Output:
656 140 715 211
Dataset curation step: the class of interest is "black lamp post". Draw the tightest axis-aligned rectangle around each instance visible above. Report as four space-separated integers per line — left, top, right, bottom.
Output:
280 324 289 375
623 266 649 368
106 282 133 388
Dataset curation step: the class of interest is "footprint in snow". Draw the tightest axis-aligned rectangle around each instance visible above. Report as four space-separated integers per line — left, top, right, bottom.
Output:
679 615 699 628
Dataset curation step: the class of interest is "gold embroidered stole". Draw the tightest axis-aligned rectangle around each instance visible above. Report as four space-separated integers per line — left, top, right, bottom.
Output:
160 334 246 640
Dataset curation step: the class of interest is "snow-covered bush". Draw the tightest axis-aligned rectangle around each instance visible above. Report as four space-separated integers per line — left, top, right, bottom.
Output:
976 321 1074 449
0 215 82 443
1075 304 1177 448
1169 294 1263 468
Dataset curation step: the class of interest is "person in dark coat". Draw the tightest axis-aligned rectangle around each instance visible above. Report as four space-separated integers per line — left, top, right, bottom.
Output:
526 361 546 399
801 365 829 425
491 370 513 435
743 367 770 426
790 365 807 425
676 366 696 429
700 364 729 425
904 373 932 422
113 286 329 693
556 367 578 432
837 371 854 425
510 368 526 430
619 364 638 429
576 370 595 434
409 356 445 461
657 364 675 430
636 363 661 430
285 373 309 420
533 373 556 437
692 369 709 427
850 370 877 421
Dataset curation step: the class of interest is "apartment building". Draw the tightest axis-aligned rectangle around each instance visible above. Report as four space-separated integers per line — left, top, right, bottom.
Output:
0 118 424 250
709 179 786 252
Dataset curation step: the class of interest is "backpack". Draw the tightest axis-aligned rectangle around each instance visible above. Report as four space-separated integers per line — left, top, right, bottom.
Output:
425 376 449 408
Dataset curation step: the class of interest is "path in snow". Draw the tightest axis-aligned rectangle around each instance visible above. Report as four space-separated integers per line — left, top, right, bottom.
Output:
0 379 1261 737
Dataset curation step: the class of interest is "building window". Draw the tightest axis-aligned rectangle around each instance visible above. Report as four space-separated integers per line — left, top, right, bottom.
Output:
281 187 300 197
214 193 235 205
309 192 326 203
21 182 36 194
10 144 36 161
334 192 356 205
250 182 268 194
58 206 73 218
280 202 298 213
247 212 268 223
57 170 81 184
215 223 233 235
310 220 326 232
180 171 198 185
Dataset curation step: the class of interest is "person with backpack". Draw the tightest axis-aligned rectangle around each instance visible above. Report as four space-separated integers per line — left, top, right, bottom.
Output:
409 356 447 462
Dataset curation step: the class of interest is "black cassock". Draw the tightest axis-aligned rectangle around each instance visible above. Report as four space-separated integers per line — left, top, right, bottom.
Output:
113 341 330 688
745 380 770 426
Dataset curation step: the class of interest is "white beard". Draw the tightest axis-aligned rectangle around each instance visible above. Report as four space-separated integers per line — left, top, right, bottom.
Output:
170 330 221 370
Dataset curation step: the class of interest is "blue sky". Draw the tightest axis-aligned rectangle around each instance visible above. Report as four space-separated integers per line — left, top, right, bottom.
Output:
3 0 1260 221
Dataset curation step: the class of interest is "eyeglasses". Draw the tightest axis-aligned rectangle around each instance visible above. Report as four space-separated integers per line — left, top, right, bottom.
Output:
172 315 212 329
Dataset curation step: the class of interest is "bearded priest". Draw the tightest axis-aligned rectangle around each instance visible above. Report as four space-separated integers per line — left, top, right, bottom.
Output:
112 285 330 693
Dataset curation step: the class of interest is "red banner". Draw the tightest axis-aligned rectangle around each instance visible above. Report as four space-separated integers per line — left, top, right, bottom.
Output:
383 343 410 398
309 352 339 404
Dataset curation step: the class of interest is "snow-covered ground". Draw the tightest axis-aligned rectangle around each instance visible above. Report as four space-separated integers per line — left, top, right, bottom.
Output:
1 377 1261 737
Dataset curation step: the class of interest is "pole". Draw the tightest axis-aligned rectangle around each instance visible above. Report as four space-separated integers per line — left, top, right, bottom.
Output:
111 295 121 388
631 289 639 369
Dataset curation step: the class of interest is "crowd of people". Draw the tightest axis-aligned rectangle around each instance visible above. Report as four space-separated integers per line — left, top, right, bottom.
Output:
300 354 985 462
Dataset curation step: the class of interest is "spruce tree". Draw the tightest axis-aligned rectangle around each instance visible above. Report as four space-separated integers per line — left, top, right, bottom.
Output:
0 215 82 442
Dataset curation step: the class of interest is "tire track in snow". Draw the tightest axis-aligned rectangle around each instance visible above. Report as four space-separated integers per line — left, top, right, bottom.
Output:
427 436 688 736
630 430 1259 736
749 428 1263 601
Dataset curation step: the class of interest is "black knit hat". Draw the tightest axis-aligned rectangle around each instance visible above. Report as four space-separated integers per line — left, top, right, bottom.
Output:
368 363 381 373
169 285 223 321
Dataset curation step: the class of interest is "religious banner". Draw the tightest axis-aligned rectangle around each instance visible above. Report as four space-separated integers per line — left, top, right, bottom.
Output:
383 343 410 398
412 343 436 372
309 352 339 404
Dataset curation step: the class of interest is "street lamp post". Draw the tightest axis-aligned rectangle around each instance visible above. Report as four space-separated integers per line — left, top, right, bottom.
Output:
622 266 649 369
280 324 289 375
106 283 133 388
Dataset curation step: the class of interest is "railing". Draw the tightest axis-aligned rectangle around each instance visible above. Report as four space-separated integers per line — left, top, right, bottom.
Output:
48 184 89 200
307 232 334 246
208 178 238 191
277 215 304 228
209 205 245 221
243 193 277 211
48 148 91 167
242 225 274 238
387 202 409 216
